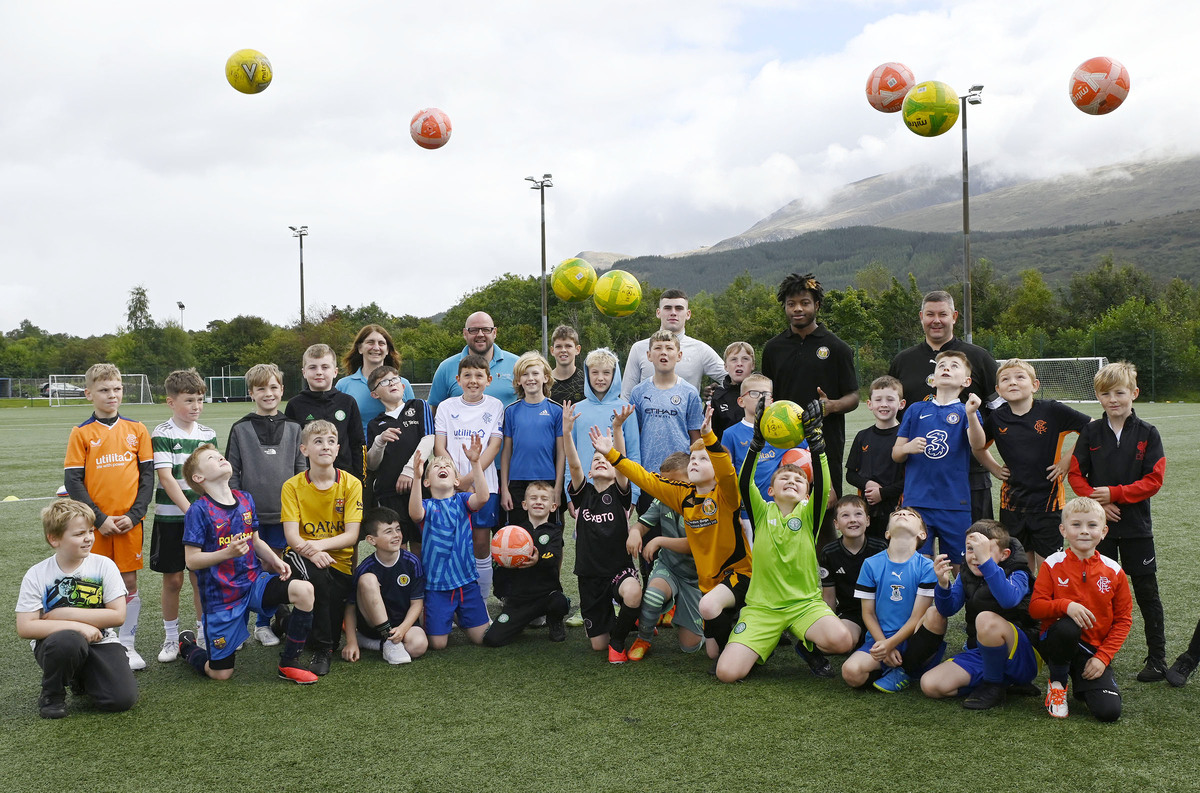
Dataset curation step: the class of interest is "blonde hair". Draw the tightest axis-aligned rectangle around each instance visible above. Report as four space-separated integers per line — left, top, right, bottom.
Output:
723 341 754 361
1062 496 1106 521
997 358 1037 381
85 363 121 389
512 352 553 398
423 455 458 480
181 443 219 493
301 419 339 445
648 329 680 351
302 344 337 365
934 349 972 376
1094 361 1137 393
42 500 95 543
585 347 618 371
245 363 284 390
740 373 771 395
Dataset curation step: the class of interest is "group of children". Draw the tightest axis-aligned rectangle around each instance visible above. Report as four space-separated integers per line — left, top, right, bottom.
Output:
16 321 1188 726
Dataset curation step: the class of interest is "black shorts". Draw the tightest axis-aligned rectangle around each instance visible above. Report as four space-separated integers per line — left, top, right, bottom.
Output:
376 494 422 544
149 519 186 574
1000 508 1064 560
483 591 571 647
578 566 638 638
716 570 751 608
1097 535 1157 575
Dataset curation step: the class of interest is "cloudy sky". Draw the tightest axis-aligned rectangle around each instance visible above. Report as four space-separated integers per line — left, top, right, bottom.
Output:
2 0 1194 337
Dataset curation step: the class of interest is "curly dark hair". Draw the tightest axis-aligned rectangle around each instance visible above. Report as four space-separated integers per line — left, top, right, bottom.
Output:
776 273 823 307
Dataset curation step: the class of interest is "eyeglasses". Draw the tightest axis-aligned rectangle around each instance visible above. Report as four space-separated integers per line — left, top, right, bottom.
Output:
376 376 403 388
745 390 772 399
465 326 496 335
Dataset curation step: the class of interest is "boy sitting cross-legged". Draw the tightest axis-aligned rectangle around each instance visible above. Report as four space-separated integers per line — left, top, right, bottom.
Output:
178 445 319 684
917 520 1040 710
819 495 888 649
841 507 937 692
716 397 855 683
408 437 493 650
341 507 428 665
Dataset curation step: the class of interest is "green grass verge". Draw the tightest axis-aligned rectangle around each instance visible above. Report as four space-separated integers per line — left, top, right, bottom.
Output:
1 402 1199 792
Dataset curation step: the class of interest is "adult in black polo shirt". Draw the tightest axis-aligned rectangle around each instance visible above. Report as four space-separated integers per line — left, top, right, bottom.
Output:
761 273 859 511
888 289 1000 520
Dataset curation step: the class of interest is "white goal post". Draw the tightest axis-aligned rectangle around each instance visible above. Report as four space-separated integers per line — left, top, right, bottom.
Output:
1019 357 1108 403
204 375 249 403
47 374 154 407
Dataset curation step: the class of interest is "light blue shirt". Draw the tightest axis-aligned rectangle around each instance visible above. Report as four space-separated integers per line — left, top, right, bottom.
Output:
428 345 517 407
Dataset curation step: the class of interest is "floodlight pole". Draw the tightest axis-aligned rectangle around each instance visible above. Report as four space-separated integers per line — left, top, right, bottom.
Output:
177 301 186 328
289 225 309 327
960 85 983 343
526 174 554 358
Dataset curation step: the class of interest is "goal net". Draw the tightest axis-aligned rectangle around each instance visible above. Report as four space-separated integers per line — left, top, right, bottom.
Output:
205 375 249 403
48 374 154 407
1022 357 1108 402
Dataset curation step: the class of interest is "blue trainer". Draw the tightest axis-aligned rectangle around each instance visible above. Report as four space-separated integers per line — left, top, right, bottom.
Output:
873 666 911 693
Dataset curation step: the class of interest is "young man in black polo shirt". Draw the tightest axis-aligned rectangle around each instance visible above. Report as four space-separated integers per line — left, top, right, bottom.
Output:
761 273 859 534
887 290 1000 520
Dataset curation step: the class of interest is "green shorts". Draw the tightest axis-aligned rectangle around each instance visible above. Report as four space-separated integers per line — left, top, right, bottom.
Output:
729 597 836 662
648 557 702 635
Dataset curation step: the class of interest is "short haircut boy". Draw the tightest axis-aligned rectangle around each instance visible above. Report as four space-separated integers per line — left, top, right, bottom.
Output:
739 373 770 395
85 363 121 389
585 348 618 371
996 358 1037 381
362 506 402 537
245 363 285 390
284 349 366 480
459 353 490 374
551 325 580 345
934 349 971 375
660 451 690 475
303 343 337 363
367 365 401 393
724 341 753 360
836 494 868 515
301 419 339 445
869 375 903 399
1094 360 1138 393
42 499 97 541
182 442 217 491
648 328 679 350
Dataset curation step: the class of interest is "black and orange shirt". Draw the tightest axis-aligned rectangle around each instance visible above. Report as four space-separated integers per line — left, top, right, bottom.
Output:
1068 411 1165 538
607 430 750 593
983 399 1091 512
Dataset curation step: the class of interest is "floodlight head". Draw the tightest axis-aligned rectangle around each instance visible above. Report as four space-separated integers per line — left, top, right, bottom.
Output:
967 96 982 105
970 84 984 93
525 176 536 182
288 226 297 231
543 173 552 179
177 301 185 310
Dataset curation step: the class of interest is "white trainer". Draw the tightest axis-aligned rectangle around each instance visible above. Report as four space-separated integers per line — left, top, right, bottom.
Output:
157 638 179 663
254 625 281 647
382 640 412 665
125 645 147 671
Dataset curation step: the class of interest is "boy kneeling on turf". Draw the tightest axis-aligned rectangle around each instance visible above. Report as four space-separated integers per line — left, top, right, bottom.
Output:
179 444 319 684
918 520 1039 710
342 507 428 665
716 398 855 683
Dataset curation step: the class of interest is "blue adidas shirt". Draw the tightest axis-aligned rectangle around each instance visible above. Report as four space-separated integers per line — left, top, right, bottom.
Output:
503 399 563 481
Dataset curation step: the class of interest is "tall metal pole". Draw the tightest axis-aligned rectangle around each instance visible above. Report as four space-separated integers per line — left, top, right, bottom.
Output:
290 225 308 327
960 85 982 344
526 175 553 358
539 184 548 358
961 95 972 344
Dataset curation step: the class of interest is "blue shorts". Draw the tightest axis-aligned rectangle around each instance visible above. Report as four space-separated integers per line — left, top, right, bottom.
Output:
916 507 971 565
474 494 500 530
857 635 909 657
203 573 278 662
258 523 287 550
950 624 1040 688
424 582 490 636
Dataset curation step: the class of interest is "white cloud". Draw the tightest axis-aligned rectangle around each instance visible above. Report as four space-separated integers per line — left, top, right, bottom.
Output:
1 0 1195 336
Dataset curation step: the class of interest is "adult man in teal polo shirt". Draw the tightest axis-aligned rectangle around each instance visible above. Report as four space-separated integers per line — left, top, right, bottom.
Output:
428 311 518 407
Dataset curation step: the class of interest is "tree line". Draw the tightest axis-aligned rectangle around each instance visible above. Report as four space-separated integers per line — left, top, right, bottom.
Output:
3 256 1198 399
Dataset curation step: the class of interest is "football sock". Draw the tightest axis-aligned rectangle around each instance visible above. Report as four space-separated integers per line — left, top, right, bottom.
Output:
282 608 315 664
638 587 668 642
980 643 1007 683
610 604 639 652
121 591 141 647
163 618 179 645
373 621 394 641
902 626 944 677
180 637 208 676
475 556 494 599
